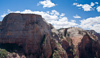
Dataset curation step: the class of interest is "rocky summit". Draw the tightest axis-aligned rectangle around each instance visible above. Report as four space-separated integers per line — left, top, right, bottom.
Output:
0 13 100 58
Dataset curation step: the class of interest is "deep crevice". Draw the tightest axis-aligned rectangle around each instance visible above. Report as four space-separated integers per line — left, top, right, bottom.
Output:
0 43 24 53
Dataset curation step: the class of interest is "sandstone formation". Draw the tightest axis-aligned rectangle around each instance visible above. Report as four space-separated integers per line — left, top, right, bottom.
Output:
0 13 100 58
0 13 68 58
58 27 100 58
86 30 100 40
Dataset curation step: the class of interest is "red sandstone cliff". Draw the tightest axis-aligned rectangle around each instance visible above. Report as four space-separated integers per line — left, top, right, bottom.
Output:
0 13 100 58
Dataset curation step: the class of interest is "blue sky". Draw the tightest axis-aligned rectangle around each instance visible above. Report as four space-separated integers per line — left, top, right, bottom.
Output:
0 0 100 33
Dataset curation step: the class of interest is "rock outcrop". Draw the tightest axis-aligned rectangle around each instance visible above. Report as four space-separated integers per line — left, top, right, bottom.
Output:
0 13 68 58
0 13 100 58
86 30 100 40
58 27 100 58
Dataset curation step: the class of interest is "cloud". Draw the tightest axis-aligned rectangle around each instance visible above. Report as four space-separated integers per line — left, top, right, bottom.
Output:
73 14 81 18
1 13 7 17
1 9 78 29
71 20 76 23
97 6 100 12
37 0 56 8
73 3 78 5
60 13 65 17
50 19 78 29
91 2 95 6
91 24 100 33
73 2 97 11
1 9 100 33
50 10 59 15
95 2 99 4
82 4 92 11
76 4 83 7
5 9 59 22
80 16 100 33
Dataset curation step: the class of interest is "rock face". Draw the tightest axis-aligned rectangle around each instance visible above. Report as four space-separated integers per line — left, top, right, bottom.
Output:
58 27 100 58
0 13 52 58
0 13 100 58
0 21 1 24
86 30 100 40
0 21 2 31
0 13 68 58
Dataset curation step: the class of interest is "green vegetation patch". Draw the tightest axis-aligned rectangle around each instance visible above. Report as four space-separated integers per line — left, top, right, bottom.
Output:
0 48 8 58
42 34 46 44
53 50 61 58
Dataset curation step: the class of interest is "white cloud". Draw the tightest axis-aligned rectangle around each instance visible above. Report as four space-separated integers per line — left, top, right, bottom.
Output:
1 9 78 29
91 24 100 33
71 20 76 23
50 10 59 15
59 17 68 22
73 3 78 5
60 13 65 17
76 4 83 7
73 2 96 11
73 14 81 18
91 2 95 6
1 9 100 33
1 13 7 17
80 16 100 33
50 20 78 29
97 6 100 12
95 2 99 4
37 0 56 8
82 4 92 11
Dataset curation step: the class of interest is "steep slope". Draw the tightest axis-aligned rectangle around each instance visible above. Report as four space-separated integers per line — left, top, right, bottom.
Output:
86 30 100 40
0 13 100 58
58 27 100 58
0 13 68 58
0 21 1 25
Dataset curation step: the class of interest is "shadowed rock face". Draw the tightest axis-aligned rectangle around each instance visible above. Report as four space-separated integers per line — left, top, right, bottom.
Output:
0 13 52 58
59 27 100 58
78 34 100 58
0 21 2 30
0 13 68 58
0 21 1 24
0 13 100 58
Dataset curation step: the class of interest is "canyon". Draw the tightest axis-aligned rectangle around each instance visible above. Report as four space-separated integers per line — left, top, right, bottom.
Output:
0 13 100 58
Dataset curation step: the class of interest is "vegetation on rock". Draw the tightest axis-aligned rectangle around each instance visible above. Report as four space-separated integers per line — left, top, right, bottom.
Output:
53 50 61 58
0 13 100 58
0 48 8 58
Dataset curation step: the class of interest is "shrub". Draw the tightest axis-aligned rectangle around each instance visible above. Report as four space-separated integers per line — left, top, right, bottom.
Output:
0 48 8 58
53 50 61 58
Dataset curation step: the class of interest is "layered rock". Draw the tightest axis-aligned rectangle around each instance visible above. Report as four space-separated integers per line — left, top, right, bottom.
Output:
0 13 68 58
86 30 100 40
58 27 100 58
0 13 53 58
0 13 100 58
